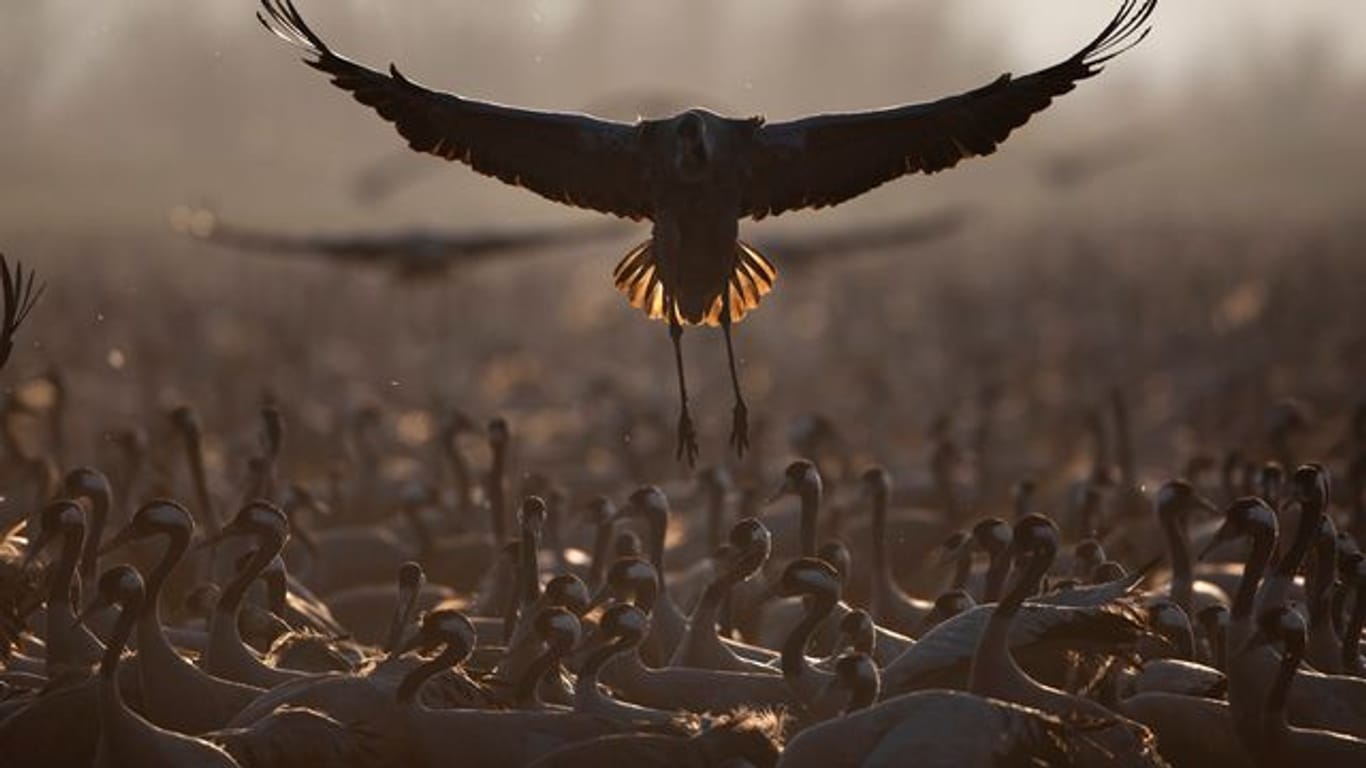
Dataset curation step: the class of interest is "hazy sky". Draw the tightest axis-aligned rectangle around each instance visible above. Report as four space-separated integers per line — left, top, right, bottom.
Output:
4 1 1360 232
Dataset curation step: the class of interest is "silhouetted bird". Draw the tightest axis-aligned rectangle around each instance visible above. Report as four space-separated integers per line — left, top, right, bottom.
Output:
179 209 627 281
259 0 1156 465
753 208 970 272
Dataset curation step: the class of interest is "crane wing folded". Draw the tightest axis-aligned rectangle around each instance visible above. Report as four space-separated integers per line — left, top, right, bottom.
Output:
258 0 652 221
740 0 1155 220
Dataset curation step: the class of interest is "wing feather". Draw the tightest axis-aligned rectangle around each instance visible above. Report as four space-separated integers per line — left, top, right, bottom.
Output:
259 0 651 220
742 0 1156 220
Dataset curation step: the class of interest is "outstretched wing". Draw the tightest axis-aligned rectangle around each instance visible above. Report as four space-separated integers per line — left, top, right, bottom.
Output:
741 0 1156 220
259 0 652 220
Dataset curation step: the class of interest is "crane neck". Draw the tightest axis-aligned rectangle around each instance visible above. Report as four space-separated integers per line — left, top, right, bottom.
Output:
782 593 837 681
798 485 821 558
984 548 1011 603
1159 505 1193 615
587 521 613 593
397 641 469 707
50 524 86 610
143 525 191 631
581 635 636 681
487 444 508 544
218 534 284 616
78 494 110 585
518 524 542 608
102 593 143 679
1232 529 1276 623
514 642 565 710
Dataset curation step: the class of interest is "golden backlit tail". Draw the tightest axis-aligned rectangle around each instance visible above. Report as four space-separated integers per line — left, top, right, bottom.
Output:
613 240 669 321
612 239 778 326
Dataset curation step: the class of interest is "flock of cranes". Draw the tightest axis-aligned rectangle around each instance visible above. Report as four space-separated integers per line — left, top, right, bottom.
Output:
3 250 1366 765
6 0 1364 766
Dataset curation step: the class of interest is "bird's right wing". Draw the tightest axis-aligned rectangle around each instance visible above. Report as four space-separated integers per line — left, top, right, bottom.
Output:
259 0 652 221
740 0 1155 220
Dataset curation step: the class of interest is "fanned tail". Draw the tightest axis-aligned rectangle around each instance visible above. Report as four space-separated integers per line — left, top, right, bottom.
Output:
612 240 778 327
613 240 668 321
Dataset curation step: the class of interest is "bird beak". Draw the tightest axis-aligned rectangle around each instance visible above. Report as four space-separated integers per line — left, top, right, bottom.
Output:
586 583 612 612
937 538 971 568
393 631 430 657
194 523 243 551
1197 527 1230 562
1232 630 1263 659
19 530 53 571
766 478 795 505
74 594 109 629
98 525 136 557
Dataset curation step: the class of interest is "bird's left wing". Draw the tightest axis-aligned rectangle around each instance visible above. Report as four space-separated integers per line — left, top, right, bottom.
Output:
740 0 1155 220
259 0 652 221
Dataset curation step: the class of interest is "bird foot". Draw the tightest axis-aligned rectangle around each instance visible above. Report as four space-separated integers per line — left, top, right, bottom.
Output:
729 401 750 458
676 409 700 467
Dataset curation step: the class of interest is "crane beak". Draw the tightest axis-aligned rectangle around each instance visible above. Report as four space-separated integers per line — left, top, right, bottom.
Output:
766 478 795 505
586 583 612 612
1197 527 1230 562
98 525 137 557
19 530 53 571
74 594 110 629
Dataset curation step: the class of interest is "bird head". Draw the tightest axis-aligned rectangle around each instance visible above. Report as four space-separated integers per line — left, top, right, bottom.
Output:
1289 464 1329 514
674 110 714 181
769 459 821 504
21 500 85 569
1199 497 1277 561
598 602 649 644
727 518 773 580
198 500 288 550
777 557 841 602
859 466 892 504
101 500 194 557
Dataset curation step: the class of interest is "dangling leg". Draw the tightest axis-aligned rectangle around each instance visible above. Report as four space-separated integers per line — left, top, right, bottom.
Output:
670 308 699 466
720 290 749 457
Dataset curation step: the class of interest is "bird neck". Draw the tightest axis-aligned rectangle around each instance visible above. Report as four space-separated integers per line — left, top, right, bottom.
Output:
869 492 893 597
646 510 668 576
264 570 288 619
1232 530 1276 622
951 546 973 590
145 527 190 622
518 526 541 608
182 434 220 535
442 434 474 515
588 523 613 592
1265 647 1299 740
219 537 282 615
799 486 820 558
635 579 660 617
1306 544 1338 629
486 445 507 544
1273 502 1321 583
969 551 1050 697
102 596 142 679
50 525 86 609
384 589 420 658
581 635 635 681
706 488 725 554
1160 507 1193 615
984 549 1011 603
782 594 836 680
78 496 110 584
845 673 878 714
397 643 467 707
515 644 564 709
1343 580 1366 673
